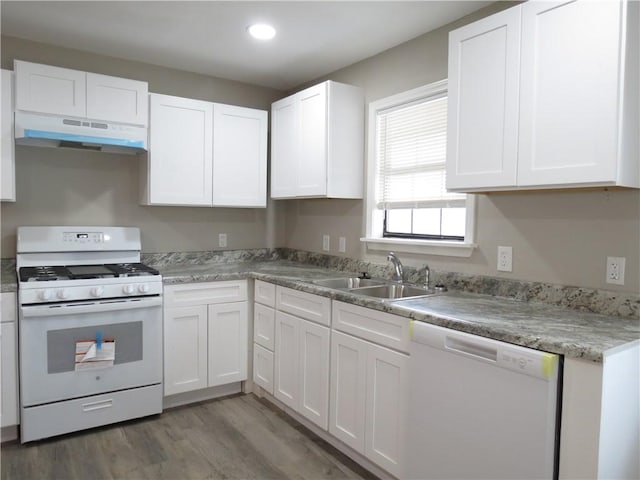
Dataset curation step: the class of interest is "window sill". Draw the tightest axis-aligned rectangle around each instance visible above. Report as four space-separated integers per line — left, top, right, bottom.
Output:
360 237 476 258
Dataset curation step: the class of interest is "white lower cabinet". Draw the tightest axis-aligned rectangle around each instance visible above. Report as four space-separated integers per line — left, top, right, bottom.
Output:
252 280 276 394
273 286 331 430
330 301 409 479
163 281 248 396
274 310 330 430
1 292 19 428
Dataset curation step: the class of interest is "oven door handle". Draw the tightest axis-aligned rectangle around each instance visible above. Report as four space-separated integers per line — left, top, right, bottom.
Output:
21 296 162 318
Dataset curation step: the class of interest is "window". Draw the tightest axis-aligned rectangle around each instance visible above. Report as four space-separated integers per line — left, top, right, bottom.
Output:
362 80 476 257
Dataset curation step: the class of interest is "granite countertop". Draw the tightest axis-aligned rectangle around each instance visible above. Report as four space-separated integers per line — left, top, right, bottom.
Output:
158 261 640 363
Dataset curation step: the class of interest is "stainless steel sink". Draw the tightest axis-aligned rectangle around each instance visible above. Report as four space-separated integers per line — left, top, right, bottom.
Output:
311 277 387 289
351 283 435 300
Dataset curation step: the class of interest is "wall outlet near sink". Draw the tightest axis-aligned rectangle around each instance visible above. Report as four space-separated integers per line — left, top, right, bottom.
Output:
606 256 625 285
322 234 330 252
218 233 227 248
497 246 513 272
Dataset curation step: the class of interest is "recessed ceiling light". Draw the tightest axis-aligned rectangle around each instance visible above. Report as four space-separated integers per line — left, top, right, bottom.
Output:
247 23 276 41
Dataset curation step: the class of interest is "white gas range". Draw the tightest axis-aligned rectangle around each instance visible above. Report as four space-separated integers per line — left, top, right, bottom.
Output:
16 226 163 443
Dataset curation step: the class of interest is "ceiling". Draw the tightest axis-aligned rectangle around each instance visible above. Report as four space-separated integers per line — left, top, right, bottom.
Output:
1 1 491 91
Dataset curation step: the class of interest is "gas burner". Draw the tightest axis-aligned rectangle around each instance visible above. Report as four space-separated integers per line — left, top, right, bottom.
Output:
107 263 159 277
19 266 71 282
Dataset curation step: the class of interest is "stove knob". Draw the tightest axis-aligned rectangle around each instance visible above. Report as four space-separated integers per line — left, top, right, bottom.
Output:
138 284 150 294
57 289 70 300
90 287 104 297
38 290 53 301
123 285 135 295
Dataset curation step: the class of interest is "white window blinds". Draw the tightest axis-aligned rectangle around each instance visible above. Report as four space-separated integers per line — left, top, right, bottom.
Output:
375 88 465 209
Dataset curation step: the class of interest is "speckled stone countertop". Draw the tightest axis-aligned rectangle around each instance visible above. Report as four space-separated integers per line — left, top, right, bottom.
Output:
3 254 637 362
157 260 639 363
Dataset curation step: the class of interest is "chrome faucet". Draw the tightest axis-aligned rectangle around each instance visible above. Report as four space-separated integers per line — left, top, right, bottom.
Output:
387 252 404 283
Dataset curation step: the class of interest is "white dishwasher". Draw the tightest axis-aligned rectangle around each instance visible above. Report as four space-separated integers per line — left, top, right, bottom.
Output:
406 321 561 480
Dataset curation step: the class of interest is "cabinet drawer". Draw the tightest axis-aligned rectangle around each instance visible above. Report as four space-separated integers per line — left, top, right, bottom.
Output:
254 303 275 351
254 280 276 307
332 301 410 353
253 343 274 395
276 286 331 326
164 280 247 307
1 292 17 323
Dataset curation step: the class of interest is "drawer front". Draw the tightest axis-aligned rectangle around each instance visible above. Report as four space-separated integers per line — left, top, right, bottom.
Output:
253 343 274 395
276 286 331 326
254 280 276 307
164 280 247 307
332 301 410 353
21 384 162 443
254 303 275 350
1 292 17 323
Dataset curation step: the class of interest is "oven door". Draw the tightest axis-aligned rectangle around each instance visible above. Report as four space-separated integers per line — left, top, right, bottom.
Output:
20 296 162 407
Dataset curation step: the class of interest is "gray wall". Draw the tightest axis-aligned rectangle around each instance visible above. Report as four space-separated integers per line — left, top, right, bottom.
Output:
283 4 640 294
1 35 287 256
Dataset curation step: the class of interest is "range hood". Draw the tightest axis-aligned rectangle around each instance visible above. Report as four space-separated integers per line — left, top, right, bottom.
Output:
14 111 147 155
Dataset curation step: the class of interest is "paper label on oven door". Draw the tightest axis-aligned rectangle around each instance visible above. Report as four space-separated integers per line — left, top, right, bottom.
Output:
75 339 115 370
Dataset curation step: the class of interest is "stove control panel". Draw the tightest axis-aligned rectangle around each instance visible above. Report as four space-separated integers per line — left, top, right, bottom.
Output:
63 232 104 244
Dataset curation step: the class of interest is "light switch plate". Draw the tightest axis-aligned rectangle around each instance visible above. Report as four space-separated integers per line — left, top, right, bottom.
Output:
322 235 330 252
218 233 227 248
339 237 346 253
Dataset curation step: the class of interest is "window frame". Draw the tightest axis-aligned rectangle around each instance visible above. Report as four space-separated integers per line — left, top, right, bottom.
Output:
361 80 477 258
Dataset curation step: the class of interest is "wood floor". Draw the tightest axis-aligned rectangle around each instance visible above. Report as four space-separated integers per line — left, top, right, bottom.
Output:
1 394 377 480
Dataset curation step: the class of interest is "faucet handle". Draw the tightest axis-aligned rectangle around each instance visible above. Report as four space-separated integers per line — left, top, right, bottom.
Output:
359 272 371 279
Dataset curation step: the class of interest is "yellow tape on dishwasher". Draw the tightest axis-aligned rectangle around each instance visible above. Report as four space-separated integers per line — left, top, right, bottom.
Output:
409 320 415 340
542 353 558 378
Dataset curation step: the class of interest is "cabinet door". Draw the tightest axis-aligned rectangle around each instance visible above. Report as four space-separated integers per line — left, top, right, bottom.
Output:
517 0 622 187
1 322 19 427
163 305 208 395
254 303 275 351
298 320 330 430
365 343 408 478
1 69 15 202
270 95 298 198
148 93 213 206
207 302 248 387
274 311 299 409
212 104 268 207
446 6 521 191
253 343 274 395
297 83 328 197
14 60 86 117
86 73 148 126
329 330 367 454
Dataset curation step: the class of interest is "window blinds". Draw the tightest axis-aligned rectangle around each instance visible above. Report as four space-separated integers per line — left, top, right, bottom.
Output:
375 92 466 209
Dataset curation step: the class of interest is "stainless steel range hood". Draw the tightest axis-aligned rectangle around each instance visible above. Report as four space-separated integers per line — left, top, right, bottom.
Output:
14 111 147 155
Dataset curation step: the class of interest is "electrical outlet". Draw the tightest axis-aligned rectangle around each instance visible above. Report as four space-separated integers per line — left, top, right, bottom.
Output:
218 233 227 248
339 236 346 253
322 235 330 252
497 246 513 272
606 256 625 285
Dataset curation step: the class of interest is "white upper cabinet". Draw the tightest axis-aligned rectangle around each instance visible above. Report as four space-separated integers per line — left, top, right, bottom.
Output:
146 93 214 206
447 0 639 192
144 93 268 208
14 60 148 126
1 69 16 202
270 80 364 199
86 72 148 126
212 104 268 207
446 7 521 190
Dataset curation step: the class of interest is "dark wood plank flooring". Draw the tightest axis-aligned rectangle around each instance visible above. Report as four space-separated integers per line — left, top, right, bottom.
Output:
1 393 377 480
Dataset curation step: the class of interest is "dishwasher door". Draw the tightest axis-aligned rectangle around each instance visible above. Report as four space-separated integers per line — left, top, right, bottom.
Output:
405 321 561 480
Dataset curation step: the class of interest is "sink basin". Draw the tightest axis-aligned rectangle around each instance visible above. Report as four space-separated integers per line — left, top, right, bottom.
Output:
352 283 435 300
311 277 387 289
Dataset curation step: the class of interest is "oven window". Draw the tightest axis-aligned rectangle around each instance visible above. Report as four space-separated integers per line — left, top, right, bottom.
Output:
47 322 143 374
